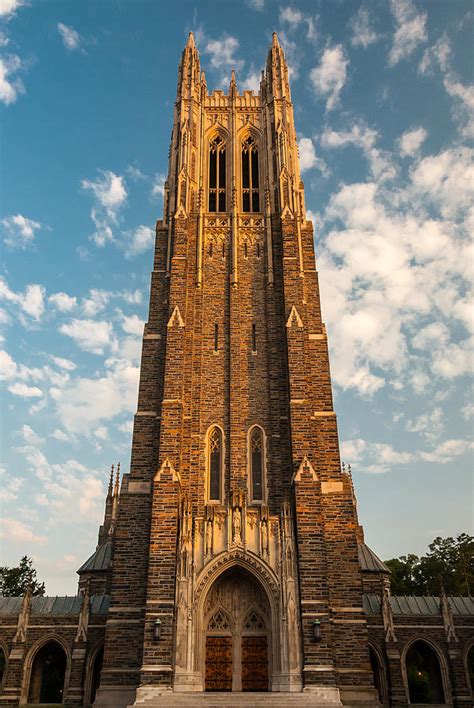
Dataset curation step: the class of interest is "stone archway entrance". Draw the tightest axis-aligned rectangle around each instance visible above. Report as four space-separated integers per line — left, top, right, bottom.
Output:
203 566 271 692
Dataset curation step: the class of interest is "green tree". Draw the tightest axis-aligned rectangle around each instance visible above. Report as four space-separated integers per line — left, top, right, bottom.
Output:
0 556 45 596
385 534 474 596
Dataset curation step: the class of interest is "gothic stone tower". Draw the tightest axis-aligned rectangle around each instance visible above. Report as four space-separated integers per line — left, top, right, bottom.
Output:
95 33 378 707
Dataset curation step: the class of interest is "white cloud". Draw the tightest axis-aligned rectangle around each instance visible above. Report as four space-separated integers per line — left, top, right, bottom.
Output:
82 170 127 247
21 424 44 446
51 428 70 442
388 0 427 67
0 518 46 544
318 141 473 396
310 45 348 111
50 355 77 371
0 349 17 379
57 22 81 51
321 122 396 182
350 6 380 49
151 174 166 199
204 35 244 77
2 214 42 248
420 439 474 464
122 314 144 336
342 434 472 473
94 425 108 440
279 7 303 28
8 382 43 397
0 54 24 105
126 165 146 181
406 407 443 441
418 35 473 138
120 289 143 304
50 357 139 435
59 318 115 355
241 71 260 92
398 126 427 157
49 292 77 312
298 137 317 172
461 402 474 421
81 288 110 316
0 277 46 321
0 468 22 502
126 225 154 257
0 0 23 18
246 0 264 9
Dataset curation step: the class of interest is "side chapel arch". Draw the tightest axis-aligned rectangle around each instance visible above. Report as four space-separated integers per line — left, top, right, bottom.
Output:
402 637 449 705
23 635 71 705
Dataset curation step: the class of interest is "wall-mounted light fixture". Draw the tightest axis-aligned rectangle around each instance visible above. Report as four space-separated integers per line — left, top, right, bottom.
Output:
154 618 162 641
313 619 321 642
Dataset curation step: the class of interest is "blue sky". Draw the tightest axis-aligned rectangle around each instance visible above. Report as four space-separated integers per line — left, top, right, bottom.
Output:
0 0 472 594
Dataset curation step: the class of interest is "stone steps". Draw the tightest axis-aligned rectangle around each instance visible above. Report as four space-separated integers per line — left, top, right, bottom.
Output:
130 692 353 707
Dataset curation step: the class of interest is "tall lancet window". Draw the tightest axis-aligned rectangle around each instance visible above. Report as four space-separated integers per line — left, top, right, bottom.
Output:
208 426 223 502
249 426 264 502
208 136 226 212
242 136 260 212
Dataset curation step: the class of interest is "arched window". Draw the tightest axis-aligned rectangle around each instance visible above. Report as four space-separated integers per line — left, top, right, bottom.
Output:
208 426 223 502
209 136 226 212
242 136 260 212
406 640 445 704
249 426 265 503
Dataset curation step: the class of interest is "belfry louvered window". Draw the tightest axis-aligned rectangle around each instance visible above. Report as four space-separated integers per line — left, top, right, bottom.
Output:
250 426 264 502
208 136 226 212
208 426 223 502
242 136 260 212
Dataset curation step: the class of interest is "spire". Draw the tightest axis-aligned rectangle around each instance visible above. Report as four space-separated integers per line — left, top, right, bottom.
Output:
186 31 195 49
272 31 281 48
114 462 120 497
107 464 114 498
229 69 237 98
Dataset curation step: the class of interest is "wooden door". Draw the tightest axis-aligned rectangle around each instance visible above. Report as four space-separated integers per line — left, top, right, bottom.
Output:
241 636 268 691
205 636 232 691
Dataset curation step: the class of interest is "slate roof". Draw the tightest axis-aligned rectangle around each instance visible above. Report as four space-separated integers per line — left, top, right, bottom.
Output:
363 594 474 615
0 594 110 615
358 542 390 574
77 540 112 574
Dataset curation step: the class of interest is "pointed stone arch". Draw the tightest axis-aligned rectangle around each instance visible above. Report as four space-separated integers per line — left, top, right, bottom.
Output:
286 305 303 328
167 304 185 329
402 637 450 705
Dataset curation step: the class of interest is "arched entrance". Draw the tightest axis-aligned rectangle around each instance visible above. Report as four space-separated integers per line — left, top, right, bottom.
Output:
203 566 271 692
406 640 445 704
28 640 67 704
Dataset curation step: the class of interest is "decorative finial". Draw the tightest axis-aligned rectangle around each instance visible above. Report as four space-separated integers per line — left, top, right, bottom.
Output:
341 461 345 474
187 31 195 49
114 463 120 496
272 32 280 48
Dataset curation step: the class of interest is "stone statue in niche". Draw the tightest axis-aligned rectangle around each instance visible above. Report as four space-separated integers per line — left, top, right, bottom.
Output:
205 518 213 556
232 507 242 545
261 518 269 559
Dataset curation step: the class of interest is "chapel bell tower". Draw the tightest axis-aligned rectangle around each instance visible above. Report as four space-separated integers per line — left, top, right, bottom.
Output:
94 33 379 707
